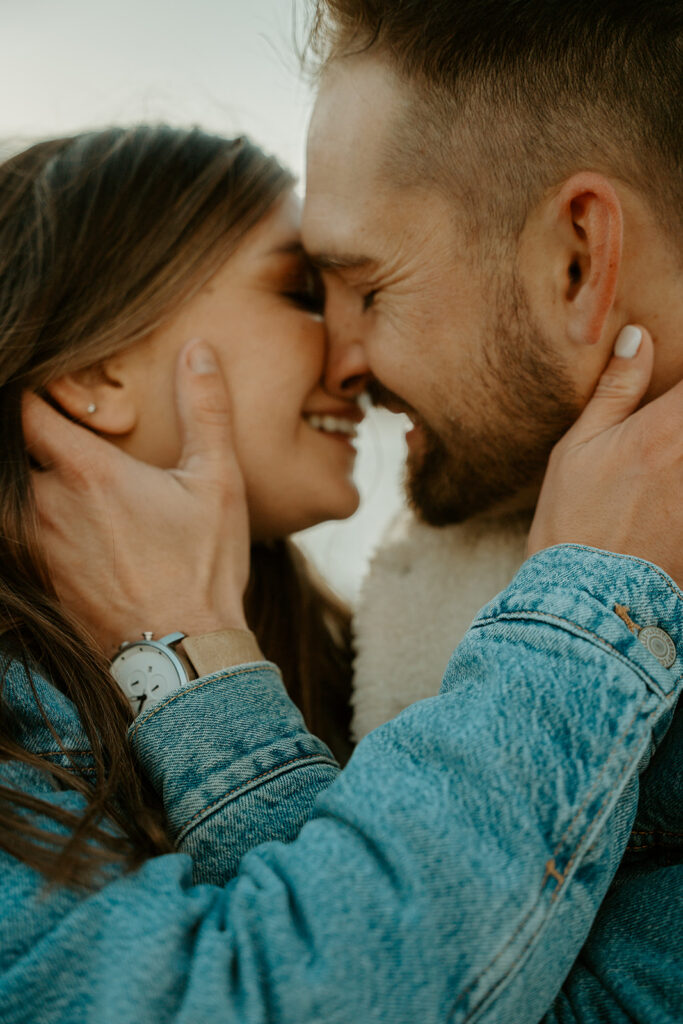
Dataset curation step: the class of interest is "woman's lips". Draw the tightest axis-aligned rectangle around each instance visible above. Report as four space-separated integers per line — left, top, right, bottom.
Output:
304 413 360 438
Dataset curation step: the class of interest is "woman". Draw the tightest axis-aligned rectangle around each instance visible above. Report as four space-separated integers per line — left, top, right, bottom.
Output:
0 124 358 890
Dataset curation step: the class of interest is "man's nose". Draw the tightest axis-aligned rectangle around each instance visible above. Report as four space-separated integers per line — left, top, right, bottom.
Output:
322 277 373 398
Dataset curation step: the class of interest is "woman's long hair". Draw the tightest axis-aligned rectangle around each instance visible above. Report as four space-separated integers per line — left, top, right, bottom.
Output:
0 125 352 887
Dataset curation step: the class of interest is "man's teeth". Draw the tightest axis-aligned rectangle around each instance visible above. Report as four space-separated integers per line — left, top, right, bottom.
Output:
305 414 358 437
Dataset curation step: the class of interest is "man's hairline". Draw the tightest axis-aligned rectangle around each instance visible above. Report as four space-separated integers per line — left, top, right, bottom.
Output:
319 47 523 249
312 45 680 275
310 10 683 262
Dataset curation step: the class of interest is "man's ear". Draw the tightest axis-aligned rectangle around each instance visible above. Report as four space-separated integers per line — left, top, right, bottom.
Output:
46 358 139 435
524 172 624 350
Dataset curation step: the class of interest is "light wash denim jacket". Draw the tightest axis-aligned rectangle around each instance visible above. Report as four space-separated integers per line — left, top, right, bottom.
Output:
0 545 681 1023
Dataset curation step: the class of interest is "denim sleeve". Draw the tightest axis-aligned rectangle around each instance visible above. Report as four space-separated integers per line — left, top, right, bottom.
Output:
1 545 682 1024
541 860 683 1023
542 674 683 1023
128 662 341 884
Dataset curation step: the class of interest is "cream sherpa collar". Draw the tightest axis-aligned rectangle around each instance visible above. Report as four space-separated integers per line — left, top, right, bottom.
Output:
351 509 531 741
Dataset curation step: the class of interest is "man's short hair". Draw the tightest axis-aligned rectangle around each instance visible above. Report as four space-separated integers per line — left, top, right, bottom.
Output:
305 0 683 250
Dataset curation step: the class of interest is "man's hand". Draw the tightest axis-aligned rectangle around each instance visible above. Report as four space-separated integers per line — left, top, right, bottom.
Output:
24 339 250 655
529 324 683 587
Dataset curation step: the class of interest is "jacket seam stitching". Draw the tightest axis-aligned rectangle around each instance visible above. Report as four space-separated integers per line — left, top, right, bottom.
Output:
175 753 338 843
453 695 656 1019
128 663 276 738
472 610 680 692
550 702 647 861
629 829 683 837
536 546 683 602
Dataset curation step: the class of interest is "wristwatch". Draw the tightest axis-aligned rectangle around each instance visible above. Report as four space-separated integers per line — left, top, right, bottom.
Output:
111 628 265 715
110 631 191 716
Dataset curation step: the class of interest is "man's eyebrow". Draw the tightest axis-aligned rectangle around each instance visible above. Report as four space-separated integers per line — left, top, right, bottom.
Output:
307 252 375 272
268 241 376 273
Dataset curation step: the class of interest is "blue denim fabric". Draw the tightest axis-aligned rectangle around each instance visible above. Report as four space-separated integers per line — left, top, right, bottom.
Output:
128 662 341 883
543 690 683 1023
0 545 681 1023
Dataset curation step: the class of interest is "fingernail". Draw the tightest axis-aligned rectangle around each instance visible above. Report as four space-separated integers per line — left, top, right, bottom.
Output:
614 325 643 359
187 339 217 374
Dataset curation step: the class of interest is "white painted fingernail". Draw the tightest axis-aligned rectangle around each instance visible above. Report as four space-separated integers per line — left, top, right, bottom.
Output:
614 325 643 359
188 340 217 374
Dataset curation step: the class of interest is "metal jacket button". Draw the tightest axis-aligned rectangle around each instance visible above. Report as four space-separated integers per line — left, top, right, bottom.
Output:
638 625 677 669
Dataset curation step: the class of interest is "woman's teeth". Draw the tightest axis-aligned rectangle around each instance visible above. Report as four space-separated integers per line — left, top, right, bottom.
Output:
305 414 358 438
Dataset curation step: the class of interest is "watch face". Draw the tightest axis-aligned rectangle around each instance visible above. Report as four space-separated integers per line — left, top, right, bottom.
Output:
111 643 185 716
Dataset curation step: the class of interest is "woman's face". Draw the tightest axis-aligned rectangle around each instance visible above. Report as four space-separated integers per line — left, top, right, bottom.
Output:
90 191 363 539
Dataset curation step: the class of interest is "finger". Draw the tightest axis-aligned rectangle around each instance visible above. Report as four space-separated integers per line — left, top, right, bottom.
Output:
22 392 64 468
22 392 87 471
175 339 240 484
566 325 654 445
22 391 117 481
29 463 69 522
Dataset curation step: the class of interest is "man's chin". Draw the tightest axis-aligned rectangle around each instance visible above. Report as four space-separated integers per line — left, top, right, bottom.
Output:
405 445 476 526
405 444 540 527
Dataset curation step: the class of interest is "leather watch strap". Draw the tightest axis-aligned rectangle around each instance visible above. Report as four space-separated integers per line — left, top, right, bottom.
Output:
179 628 264 678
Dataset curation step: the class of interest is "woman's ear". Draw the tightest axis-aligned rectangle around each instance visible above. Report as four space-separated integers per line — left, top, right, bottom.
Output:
46 357 139 435
551 172 624 348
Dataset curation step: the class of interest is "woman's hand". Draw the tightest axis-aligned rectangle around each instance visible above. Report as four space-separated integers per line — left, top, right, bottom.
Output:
24 339 250 655
528 325 683 587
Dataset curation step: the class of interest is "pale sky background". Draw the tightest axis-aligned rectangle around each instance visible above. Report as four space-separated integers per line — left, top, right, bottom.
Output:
0 0 407 600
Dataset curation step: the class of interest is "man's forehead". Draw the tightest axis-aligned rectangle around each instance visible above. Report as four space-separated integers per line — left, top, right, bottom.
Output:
301 180 385 271
307 53 403 165
304 56 406 258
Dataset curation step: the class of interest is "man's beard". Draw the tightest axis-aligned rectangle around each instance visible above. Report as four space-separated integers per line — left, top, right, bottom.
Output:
371 277 582 526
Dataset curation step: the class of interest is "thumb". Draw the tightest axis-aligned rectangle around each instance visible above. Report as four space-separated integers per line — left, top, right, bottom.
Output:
566 325 654 445
175 338 238 483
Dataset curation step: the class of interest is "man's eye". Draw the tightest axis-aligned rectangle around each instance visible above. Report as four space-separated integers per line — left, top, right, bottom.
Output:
362 290 377 312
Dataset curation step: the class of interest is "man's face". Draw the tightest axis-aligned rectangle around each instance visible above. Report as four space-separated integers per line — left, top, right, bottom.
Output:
303 55 580 524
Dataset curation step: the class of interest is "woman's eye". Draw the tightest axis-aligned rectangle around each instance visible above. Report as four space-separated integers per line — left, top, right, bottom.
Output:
284 267 325 314
362 290 377 312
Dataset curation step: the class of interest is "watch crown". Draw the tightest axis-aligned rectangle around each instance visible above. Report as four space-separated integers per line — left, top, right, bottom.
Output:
142 631 154 642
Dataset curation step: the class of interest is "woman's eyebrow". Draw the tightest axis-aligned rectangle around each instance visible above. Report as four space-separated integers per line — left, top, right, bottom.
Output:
268 240 307 258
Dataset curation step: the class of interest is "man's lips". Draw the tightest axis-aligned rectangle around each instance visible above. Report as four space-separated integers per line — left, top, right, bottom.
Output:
366 381 418 421
380 398 411 416
374 397 429 452
376 396 423 430
405 419 425 451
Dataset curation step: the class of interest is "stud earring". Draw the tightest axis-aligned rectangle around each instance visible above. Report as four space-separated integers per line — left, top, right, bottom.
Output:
86 403 97 414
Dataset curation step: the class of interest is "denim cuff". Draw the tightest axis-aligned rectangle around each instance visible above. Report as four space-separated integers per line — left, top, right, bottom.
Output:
475 544 683 702
128 662 337 841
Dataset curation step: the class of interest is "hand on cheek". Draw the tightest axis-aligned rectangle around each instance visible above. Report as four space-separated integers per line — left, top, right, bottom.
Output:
528 324 683 587
25 339 251 655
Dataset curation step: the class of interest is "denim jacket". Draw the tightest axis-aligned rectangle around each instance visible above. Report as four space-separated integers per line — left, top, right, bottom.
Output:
0 545 681 1023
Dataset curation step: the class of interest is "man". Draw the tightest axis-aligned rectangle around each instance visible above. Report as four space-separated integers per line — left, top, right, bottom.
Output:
16 3 682 1022
298 3 683 1017
301 0 683 738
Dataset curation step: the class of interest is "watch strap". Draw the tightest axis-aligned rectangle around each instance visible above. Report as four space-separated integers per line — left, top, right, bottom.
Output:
179 628 264 678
